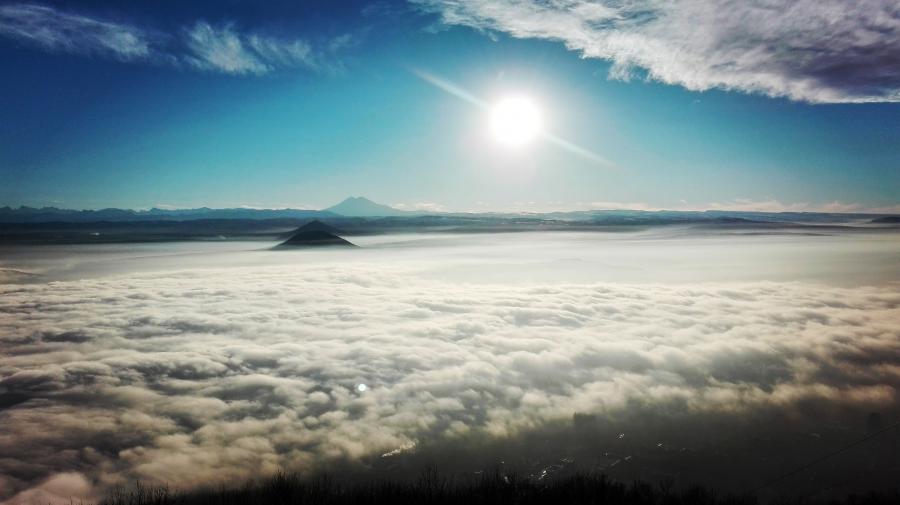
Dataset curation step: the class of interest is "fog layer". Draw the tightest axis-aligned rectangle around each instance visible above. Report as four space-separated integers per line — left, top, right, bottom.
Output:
1 229 898 503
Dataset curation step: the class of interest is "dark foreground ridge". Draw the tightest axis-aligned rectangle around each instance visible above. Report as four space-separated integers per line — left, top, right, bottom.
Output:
277 220 356 248
102 471 898 505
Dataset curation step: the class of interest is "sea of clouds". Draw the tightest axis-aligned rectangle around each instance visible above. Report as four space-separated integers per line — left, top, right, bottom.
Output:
1 230 899 504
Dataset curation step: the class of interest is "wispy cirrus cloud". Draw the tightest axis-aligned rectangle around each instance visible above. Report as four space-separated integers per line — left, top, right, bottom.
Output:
0 4 343 75
412 0 900 103
0 4 156 61
183 22 319 75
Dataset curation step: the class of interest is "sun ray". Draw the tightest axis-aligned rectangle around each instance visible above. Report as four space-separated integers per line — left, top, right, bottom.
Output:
410 68 488 108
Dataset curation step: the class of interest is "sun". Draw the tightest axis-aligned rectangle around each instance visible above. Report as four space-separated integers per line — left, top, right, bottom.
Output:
489 96 542 147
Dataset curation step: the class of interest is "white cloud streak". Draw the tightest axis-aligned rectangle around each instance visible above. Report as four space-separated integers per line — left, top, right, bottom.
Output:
0 4 340 75
392 201 447 212
413 0 900 103
447 198 900 214
0 4 155 61
184 22 319 75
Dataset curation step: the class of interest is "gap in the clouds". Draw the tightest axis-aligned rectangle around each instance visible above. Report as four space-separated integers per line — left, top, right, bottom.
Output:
92 405 900 503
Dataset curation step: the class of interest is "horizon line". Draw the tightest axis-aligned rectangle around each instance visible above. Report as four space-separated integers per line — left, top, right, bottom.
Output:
2 203 899 216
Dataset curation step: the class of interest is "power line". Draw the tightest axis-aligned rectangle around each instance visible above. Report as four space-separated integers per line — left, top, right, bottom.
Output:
749 418 900 494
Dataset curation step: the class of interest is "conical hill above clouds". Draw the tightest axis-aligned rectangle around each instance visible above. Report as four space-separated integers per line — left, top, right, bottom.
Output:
277 220 355 248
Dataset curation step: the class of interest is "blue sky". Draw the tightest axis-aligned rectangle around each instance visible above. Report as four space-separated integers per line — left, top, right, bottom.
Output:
1 0 898 212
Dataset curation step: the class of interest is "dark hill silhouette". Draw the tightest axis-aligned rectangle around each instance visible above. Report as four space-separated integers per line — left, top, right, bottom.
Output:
278 230 354 247
99 469 900 505
291 219 345 235
277 220 355 248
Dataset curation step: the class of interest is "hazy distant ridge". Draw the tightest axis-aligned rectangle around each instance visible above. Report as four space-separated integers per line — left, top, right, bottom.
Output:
0 206 332 223
1 197 896 224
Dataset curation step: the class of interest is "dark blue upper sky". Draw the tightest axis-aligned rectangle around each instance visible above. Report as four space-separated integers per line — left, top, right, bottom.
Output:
1 0 898 212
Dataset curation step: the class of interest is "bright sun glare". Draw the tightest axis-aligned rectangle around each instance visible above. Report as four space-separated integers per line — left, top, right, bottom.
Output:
490 96 541 147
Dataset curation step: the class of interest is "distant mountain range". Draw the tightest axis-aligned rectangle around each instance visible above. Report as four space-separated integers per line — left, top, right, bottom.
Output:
0 206 331 223
0 197 896 224
0 197 410 223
